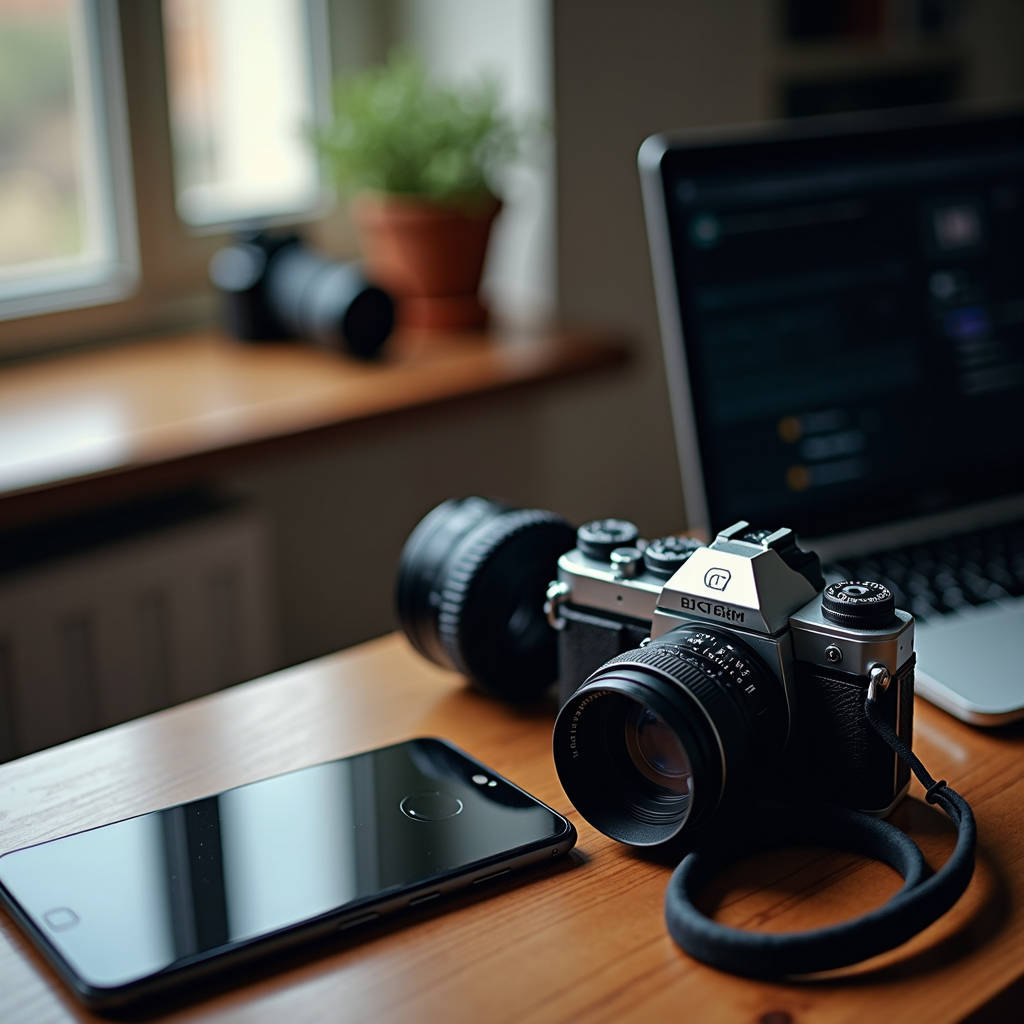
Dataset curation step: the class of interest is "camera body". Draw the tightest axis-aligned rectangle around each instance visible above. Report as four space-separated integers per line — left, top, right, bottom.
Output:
549 520 914 819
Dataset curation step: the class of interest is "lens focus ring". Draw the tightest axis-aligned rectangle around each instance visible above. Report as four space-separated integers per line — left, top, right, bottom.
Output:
436 507 570 670
397 497 575 703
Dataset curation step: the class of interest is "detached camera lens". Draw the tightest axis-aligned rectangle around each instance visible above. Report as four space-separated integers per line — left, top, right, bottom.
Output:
396 498 575 702
553 626 786 846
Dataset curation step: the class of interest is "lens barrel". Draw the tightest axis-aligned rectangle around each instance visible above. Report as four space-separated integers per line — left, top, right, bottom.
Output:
553 626 787 845
210 231 395 358
267 246 394 358
396 497 576 702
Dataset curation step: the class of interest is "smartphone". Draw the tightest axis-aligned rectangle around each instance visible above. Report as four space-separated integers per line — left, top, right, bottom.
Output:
0 737 575 1009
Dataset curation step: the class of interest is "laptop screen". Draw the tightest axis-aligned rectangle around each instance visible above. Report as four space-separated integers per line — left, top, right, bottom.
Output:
652 110 1024 538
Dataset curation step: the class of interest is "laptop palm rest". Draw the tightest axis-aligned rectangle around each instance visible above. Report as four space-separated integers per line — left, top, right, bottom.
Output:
915 598 1024 725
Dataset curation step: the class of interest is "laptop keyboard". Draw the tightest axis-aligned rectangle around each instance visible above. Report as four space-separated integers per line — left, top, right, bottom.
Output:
826 518 1024 623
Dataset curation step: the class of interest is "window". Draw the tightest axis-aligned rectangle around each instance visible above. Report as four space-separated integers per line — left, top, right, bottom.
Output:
0 0 136 321
162 0 330 227
0 0 553 357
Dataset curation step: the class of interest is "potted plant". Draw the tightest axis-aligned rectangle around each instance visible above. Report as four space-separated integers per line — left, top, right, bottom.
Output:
315 52 527 331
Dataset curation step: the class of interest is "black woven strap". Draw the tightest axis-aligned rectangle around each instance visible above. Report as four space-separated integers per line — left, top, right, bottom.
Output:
663 691 977 977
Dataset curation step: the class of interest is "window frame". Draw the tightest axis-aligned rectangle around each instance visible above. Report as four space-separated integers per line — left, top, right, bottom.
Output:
162 0 333 232
0 0 358 364
0 0 139 324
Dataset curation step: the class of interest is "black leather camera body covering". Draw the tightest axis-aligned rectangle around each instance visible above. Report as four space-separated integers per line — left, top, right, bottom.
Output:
794 655 914 813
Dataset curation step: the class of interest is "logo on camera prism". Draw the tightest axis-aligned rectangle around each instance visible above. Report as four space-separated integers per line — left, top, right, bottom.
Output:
704 567 732 591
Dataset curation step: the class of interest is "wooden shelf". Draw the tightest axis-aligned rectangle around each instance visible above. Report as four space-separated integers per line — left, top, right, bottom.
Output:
0 327 625 529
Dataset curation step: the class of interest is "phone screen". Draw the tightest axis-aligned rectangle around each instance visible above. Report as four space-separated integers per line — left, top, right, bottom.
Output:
0 739 572 1000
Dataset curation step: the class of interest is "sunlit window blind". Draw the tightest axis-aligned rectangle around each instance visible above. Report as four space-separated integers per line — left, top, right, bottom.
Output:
162 0 327 227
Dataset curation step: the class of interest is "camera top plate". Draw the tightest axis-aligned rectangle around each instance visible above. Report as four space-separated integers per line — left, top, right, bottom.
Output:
652 523 820 639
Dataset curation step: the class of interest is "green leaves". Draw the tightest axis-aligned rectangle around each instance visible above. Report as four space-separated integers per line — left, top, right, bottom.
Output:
314 51 528 202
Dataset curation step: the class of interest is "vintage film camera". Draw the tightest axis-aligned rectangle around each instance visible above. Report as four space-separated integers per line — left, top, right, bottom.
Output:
396 497 914 847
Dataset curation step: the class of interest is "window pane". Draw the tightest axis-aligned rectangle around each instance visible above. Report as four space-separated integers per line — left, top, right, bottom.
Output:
0 0 136 320
0 0 82 269
163 0 326 227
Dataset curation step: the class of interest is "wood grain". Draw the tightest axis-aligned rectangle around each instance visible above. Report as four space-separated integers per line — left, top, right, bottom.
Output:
1 634 1022 1024
0 328 624 529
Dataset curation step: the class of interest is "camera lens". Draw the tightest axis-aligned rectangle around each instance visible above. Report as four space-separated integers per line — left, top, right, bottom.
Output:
268 246 394 358
624 705 693 794
211 232 396 357
553 626 787 845
396 497 575 702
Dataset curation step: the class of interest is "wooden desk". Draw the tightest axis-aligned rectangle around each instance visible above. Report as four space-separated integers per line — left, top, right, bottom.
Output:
1 634 1021 1024
0 328 624 530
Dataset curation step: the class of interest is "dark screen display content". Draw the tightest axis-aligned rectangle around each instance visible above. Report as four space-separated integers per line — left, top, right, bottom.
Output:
662 111 1024 537
0 739 575 1008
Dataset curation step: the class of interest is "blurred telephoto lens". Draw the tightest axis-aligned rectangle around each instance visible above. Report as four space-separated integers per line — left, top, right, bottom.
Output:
552 626 787 845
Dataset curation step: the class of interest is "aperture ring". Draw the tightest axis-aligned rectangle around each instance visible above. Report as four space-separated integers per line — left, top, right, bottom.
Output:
598 638 775 730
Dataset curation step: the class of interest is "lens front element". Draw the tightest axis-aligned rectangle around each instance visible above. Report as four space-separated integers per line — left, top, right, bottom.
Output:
553 625 788 846
625 704 693 796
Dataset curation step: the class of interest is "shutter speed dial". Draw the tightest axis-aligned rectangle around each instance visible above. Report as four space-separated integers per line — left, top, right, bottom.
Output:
576 519 640 560
643 536 705 579
821 581 897 629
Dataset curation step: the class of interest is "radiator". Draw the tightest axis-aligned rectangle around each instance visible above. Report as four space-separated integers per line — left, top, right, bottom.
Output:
0 503 279 761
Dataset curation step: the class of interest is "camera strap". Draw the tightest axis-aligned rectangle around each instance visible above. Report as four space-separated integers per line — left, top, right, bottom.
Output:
663 690 977 977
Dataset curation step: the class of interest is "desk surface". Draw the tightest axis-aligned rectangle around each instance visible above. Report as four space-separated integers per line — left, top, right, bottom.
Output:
1 634 1022 1024
0 328 622 529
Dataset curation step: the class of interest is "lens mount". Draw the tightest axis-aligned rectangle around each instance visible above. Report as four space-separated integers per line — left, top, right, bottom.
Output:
553 626 787 846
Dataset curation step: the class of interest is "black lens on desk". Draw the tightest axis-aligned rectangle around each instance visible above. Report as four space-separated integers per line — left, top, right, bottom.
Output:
396 497 575 702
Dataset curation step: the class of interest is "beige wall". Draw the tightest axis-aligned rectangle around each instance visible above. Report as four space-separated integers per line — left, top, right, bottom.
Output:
226 3 780 667
550 1 775 540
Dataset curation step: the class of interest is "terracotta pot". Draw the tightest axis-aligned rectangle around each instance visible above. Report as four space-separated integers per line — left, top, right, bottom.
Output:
350 192 501 331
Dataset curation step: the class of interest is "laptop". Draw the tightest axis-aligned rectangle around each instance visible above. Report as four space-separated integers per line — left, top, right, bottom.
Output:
639 105 1024 726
